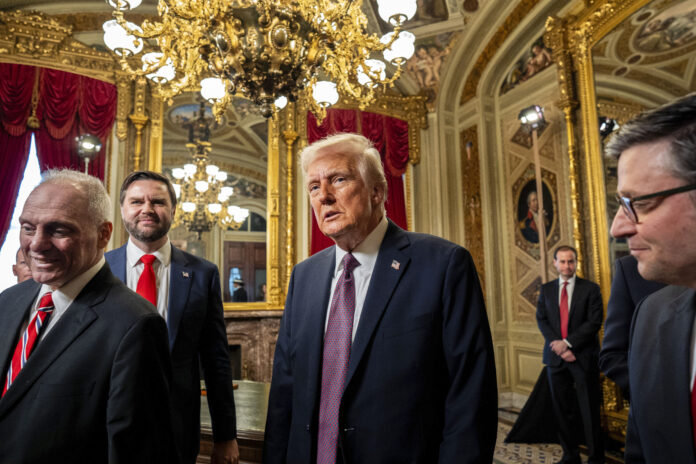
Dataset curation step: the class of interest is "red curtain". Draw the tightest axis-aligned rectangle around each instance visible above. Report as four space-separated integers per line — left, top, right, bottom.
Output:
307 109 410 254
0 63 117 247
0 64 35 246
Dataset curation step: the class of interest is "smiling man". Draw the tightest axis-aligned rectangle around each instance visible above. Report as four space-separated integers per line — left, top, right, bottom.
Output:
0 169 175 463
607 93 696 462
105 171 238 464
263 133 497 464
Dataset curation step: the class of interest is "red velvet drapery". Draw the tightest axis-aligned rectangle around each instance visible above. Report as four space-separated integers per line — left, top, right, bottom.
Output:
0 63 117 247
307 109 410 254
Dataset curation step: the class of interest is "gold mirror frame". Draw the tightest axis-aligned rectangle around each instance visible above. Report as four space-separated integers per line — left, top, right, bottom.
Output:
546 0 654 439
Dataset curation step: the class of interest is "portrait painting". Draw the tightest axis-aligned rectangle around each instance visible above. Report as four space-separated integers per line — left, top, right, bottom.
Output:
517 180 553 244
500 36 554 95
633 1 696 53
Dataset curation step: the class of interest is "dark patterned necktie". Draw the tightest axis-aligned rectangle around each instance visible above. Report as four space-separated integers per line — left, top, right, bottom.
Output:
317 253 360 464
3 292 54 396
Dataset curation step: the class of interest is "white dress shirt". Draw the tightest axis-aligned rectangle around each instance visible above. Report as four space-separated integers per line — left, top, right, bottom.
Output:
32 257 106 341
126 239 171 320
324 216 389 341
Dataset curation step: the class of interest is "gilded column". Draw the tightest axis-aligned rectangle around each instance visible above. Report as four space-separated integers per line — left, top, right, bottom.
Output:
128 76 149 172
283 108 298 289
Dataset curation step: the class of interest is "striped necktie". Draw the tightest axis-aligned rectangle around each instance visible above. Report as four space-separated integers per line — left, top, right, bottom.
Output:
3 292 54 396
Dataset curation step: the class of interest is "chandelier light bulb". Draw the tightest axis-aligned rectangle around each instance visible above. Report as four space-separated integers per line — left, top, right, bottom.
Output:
274 96 288 110
142 52 175 84
206 164 219 177
215 171 228 182
381 31 415 64
312 81 339 108
103 20 143 57
228 206 250 223
207 203 222 214
357 59 387 87
107 0 142 11
220 186 234 198
172 183 181 198
376 0 417 26
172 168 185 179
183 163 196 176
195 180 209 193
182 202 196 213
200 77 226 102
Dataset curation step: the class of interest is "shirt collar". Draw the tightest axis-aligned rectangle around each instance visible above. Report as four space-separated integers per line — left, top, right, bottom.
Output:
40 257 106 312
333 216 388 277
127 238 172 268
559 274 576 286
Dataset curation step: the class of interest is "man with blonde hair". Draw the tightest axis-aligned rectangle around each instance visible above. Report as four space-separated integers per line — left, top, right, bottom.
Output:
264 133 497 464
0 169 175 463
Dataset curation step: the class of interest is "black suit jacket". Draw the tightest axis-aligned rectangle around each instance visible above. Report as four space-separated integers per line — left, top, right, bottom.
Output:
106 245 236 463
0 264 175 464
599 255 665 397
626 285 696 463
536 277 603 371
263 221 498 464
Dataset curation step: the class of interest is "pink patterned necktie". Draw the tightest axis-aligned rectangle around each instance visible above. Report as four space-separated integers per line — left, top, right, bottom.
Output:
317 253 360 464
3 292 54 397
560 281 569 339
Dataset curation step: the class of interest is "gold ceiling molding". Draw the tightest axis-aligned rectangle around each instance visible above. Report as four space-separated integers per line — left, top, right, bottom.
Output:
0 10 118 83
459 0 541 105
49 13 152 34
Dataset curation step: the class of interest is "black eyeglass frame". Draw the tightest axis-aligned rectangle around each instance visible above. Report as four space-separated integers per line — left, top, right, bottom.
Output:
615 183 696 223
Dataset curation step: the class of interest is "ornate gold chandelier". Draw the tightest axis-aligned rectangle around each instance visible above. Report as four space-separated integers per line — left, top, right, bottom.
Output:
104 0 417 119
169 102 249 238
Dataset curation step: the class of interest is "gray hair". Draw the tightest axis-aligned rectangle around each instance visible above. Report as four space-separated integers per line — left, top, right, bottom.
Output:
40 169 111 225
605 92 696 184
300 133 388 204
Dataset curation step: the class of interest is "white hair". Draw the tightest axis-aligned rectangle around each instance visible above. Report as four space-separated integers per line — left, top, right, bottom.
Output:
40 169 111 225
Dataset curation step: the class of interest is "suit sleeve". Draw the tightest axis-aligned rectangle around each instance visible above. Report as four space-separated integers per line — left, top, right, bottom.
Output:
263 269 296 464
199 265 237 442
536 285 558 343
439 247 498 464
107 313 179 464
625 409 646 463
565 282 603 350
599 260 632 395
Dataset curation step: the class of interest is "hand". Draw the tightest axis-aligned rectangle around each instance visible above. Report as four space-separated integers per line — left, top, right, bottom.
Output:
560 350 576 362
549 340 568 356
211 439 239 464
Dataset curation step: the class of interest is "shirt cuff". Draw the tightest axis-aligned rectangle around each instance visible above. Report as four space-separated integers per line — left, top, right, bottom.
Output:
563 338 572 348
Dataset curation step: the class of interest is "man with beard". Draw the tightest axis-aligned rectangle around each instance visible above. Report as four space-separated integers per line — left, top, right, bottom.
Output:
105 171 238 464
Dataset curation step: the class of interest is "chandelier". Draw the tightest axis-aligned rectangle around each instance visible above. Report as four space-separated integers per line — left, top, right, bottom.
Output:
103 0 417 119
169 101 249 238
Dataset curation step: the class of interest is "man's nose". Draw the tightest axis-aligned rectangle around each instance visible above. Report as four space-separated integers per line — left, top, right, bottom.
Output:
28 228 50 252
610 207 636 239
317 183 334 204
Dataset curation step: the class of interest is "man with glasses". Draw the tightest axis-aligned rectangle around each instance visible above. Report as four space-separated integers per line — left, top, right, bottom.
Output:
608 92 696 462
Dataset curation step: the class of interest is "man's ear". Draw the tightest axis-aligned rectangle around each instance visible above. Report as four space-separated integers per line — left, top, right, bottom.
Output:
372 184 385 206
98 222 114 249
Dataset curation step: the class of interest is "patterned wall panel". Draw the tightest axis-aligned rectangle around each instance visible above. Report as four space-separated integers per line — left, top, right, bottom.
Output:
460 125 486 296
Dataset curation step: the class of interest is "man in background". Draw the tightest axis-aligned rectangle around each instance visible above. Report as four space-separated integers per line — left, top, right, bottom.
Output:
599 255 664 399
106 171 238 464
536 245 604 464
0 169 174 463
608 93 696 462
231 278 247 302
12 248 32 283
264 133 497 464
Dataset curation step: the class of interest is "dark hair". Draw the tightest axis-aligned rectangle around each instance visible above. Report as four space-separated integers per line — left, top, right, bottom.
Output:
605 93 696 184
119 171 177 208
553 245 577 260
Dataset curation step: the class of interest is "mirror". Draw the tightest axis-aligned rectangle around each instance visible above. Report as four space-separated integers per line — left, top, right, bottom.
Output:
160 92 269 304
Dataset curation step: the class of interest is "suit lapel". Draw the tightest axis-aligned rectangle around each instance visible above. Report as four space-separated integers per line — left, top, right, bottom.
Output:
344 222 410 388
168 246 193 351
657 289 696 451
0 282 40 377
0 267 108 416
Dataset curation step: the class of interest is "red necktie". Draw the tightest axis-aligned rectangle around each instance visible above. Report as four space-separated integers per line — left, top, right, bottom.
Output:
3 292 54 396
317 253 360 464
560 281 569 339
136 254 157 306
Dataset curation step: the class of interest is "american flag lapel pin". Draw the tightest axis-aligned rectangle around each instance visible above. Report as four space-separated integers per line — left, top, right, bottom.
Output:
391 260 400 270
182 271 190 278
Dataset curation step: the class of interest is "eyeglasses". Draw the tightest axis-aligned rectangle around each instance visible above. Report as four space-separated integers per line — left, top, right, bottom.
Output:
615 183 696 223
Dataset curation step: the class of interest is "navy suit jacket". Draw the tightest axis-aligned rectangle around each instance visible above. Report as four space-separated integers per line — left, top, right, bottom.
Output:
106 245 236 463
0 264 176 464
536 277 603 372
599 255 665 397
626 285 696 463
263 221 498 464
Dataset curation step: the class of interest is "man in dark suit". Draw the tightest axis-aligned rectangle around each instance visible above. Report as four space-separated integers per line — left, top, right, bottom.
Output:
608 93 696 462
263 133 497 464
105 171 238 464
599 255 664 398
231 278 247 302
0 169 175 463
536 245 604 464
